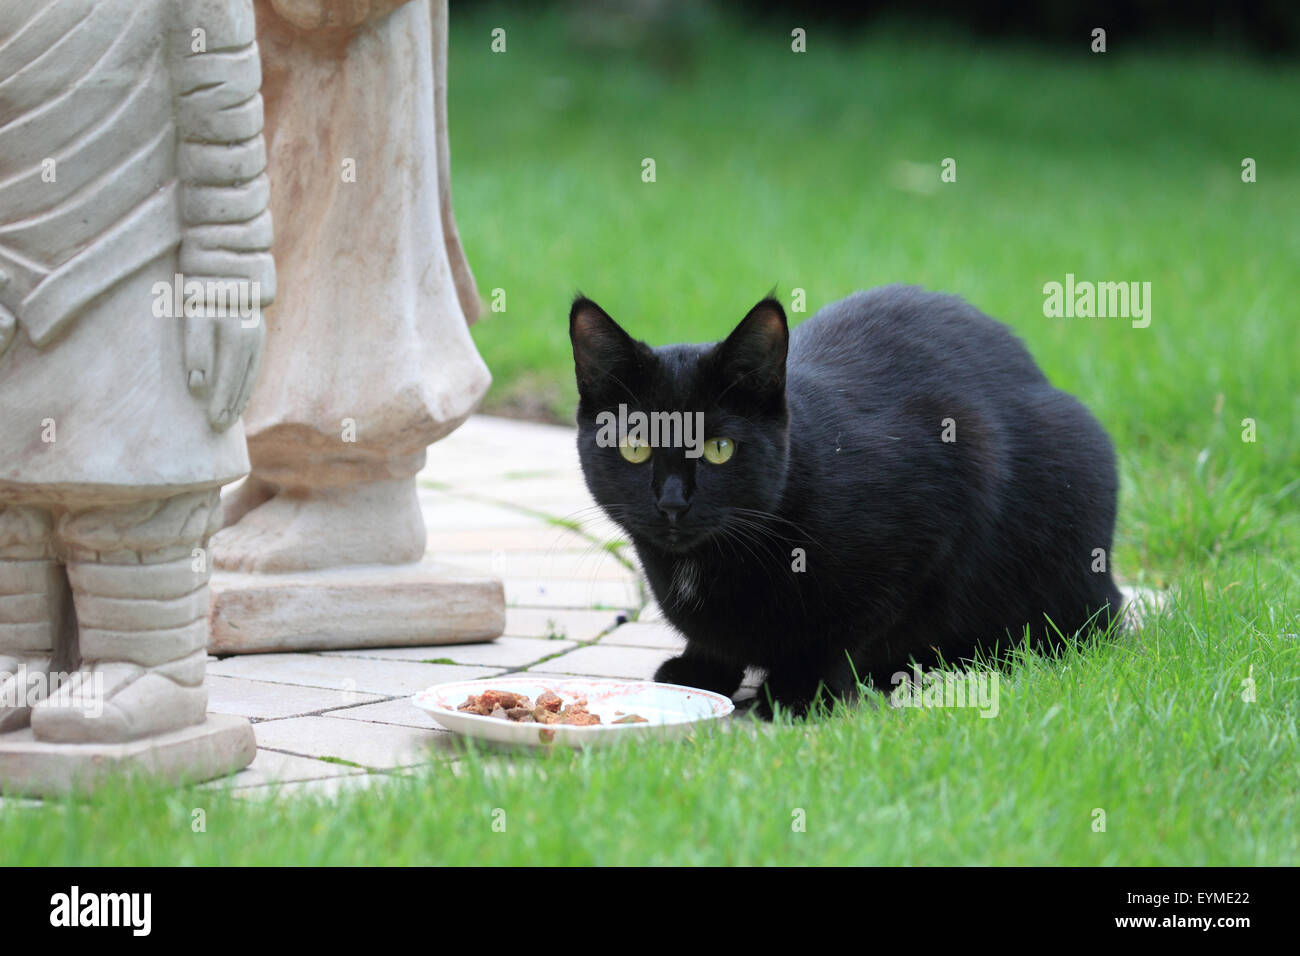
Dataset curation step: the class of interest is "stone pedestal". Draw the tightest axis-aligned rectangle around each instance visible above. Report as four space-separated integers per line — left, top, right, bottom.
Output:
209 559 504 654
0 715 256 798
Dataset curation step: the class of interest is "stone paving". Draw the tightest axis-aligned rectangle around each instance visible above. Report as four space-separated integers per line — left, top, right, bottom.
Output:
205 414 680 798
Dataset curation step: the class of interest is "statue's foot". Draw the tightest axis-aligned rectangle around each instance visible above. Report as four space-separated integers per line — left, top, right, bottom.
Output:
220 475 278 529
30 661 206 743
0 654 52 732
210 478 427 573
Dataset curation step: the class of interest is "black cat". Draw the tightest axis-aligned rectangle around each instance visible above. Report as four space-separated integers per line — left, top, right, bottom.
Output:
570 285 1123 718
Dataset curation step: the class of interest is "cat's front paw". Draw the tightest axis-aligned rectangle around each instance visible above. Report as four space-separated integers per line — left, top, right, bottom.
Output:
654 653 742 696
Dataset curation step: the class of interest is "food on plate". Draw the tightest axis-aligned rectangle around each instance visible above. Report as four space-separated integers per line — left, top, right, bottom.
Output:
456 688 646 726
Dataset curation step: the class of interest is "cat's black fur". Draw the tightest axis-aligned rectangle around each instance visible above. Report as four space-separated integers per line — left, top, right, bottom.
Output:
570 285 1123 717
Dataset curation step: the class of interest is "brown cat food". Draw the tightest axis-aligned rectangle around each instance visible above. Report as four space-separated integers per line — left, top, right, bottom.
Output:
456 689 642 726
457 689 531 715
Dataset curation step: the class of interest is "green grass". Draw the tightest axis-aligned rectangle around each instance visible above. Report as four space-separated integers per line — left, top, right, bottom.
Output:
5 561 1295 865
2 7 1296 865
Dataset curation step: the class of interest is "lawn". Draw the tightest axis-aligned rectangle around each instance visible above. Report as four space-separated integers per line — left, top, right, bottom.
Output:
2 5 1296 865
5 572 1297 864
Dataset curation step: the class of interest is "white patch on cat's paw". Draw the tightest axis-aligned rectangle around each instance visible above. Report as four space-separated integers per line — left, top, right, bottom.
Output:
1120 585 1168 631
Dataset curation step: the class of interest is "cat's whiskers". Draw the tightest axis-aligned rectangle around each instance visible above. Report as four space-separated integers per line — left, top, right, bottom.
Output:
713 524 766 576
720 516 819 618
716 521 788 587
720 521 815 620
723 514 797 562
732 506 835 557
533 503 645 598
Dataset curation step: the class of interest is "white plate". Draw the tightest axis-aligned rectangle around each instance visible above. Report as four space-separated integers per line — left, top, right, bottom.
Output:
412 676 734 748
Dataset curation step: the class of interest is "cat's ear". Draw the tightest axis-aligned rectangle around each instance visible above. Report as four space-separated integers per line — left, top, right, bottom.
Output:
714 298 788 402
570 296 641 400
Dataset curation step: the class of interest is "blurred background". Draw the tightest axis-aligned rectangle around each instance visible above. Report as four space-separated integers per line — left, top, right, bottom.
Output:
446 0 1298 574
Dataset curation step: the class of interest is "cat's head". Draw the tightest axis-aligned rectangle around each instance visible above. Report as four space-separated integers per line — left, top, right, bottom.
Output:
570 295 791 554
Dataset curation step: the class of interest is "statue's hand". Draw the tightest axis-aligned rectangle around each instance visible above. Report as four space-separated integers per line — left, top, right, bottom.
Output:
184 314 266 432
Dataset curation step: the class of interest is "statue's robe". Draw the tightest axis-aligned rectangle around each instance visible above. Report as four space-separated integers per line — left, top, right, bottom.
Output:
243 0 489 489
0 0 273 505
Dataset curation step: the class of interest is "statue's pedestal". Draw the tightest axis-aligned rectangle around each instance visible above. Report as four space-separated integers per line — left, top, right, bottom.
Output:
208 558 505 654
0 714 255 798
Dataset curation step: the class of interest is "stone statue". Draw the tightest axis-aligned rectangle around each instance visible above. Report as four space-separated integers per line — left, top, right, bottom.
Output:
206 0 503 653
0 0 268 787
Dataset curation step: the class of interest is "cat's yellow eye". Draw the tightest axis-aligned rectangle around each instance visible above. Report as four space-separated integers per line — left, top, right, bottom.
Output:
702 437 735 465
619 438 652 464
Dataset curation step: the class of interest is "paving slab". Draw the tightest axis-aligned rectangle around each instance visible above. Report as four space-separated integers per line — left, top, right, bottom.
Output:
420 494 554 531
505 577 640 610
202 748 365 790
422 417 582 479
252 715 457 769
433 549 637 582
322 698 445 730
206 675 385 720
320 636 577 669
526 644 673 680
207 654 505 697
504 607 622 642
427 526 593 553
458 476 598 506
601 621 687 650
